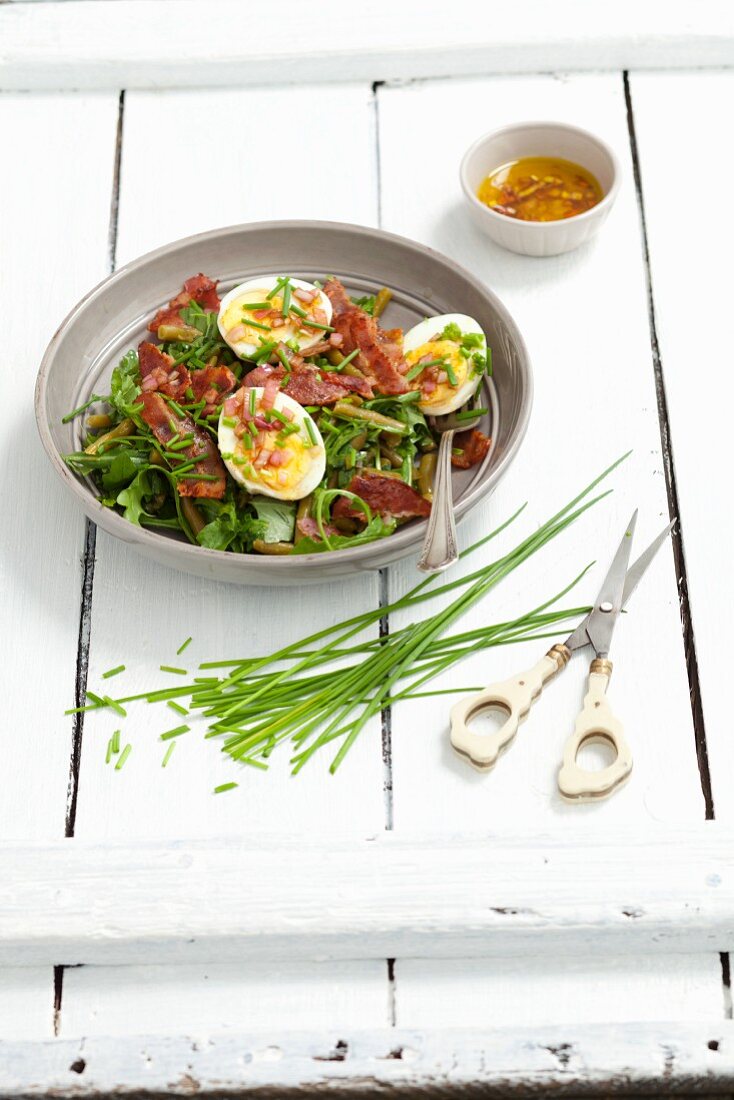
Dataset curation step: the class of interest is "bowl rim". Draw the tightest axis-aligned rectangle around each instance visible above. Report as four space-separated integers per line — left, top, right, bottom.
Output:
35 218 533 574
459 120 622 230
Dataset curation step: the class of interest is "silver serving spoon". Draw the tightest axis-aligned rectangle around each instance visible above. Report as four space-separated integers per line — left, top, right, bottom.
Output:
417 402 485 574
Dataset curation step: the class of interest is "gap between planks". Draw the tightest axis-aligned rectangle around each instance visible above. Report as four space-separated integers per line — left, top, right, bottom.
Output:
56 86 126 1038
623 69 728 1009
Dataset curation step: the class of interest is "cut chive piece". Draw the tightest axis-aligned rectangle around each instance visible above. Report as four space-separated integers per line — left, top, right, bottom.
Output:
249 388 257 415
266 276 287 301
102 664 125 680
62 394 104 424
160 665 187 676
404 362 427 382
214 782 238 794
160 724 190 741
115 744 132 771
162 742 176 768
103 696 127 717
455 407 489 421
221 416 237 428
305 418 318 446
105 739 113 765
111 729 121 753
176 636 193 656
241 301 271 311
445 361 458 386
242 318 271 332
167 700 189 716
337 348 359 369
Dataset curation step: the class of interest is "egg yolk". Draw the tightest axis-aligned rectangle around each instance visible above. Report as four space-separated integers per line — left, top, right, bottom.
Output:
234 429 313 493
222 286 323 349
405 339 469 407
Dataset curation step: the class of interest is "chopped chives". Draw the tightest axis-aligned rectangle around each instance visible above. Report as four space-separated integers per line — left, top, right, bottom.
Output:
160 724 190 741
167 399 186 417
242 301 271 310
243 318 271 332
404 362 426 382
176 636 193 656
305 418 318 446
167 700 189 716
103 696 127 717
214 782 238 794
105 739 113 765
115 744 132 771
337 348 359 369
168 432 180 446
455 406 489 421
185 386 195 400
445 361 458 386
111 729 121 753
160 665 187 676
276 346 290 370
221 416 237 428
249 388 257 415
269 408 289 426
62 394 104 424
102 664 125 680
266 276 287 300
242 434 253 450
162 742 176 768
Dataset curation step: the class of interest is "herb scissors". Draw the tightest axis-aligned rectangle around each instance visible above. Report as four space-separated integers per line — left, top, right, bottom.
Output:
450 512 674 801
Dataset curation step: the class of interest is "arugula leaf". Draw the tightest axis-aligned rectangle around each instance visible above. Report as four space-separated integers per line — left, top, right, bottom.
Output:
292 514 396 554
100 450 149 491
197 500 265 552
250 497 297 544
351 294 376 316
116 469 155 525
110 350 142 419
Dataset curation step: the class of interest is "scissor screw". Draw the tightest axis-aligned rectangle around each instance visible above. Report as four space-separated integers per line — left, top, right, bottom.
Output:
599 601 613 613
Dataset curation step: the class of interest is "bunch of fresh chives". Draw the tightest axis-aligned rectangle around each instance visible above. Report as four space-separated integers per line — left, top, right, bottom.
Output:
70 457 627 777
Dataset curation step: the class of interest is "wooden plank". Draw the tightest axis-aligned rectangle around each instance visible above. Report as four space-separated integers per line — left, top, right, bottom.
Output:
377 71 704 833
0 970 54 1040
1 825 733 965
0 91 118 839
73 83 385 841
1 1 733 92
61 962 388 1036
395 955 723 1027
627 71 734 823
3 1020 734 1095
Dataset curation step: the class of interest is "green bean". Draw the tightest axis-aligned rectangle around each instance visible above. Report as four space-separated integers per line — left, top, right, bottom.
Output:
253 540 296 556
294 496 313 545
84 418 135 456
418 451 437 498
380 445 403 468
181 498 206 537
332 402 408 434
372 287 392 319
157 323 202 343
87 413 113 430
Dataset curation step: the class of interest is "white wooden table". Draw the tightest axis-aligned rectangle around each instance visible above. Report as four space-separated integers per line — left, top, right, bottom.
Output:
2 2 734 1094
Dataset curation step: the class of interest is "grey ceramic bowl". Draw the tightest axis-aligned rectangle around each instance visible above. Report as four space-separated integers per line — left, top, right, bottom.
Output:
36 221 532 584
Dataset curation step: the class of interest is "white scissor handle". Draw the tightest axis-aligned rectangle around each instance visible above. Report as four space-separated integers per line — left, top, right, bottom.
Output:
557 658 633 802
450 645 570 771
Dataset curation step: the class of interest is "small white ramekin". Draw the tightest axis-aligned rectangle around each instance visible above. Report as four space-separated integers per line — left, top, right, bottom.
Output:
459 121 621 258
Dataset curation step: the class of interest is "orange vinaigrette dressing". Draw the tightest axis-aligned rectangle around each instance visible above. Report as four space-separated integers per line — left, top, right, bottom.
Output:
477 156 603 222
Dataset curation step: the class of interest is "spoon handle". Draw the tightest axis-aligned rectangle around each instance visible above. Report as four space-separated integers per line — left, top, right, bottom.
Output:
417 428 459 573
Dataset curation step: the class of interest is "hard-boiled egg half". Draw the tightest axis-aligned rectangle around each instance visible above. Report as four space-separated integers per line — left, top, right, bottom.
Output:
403 313 488 416
217 387 325 501
218 276 333 360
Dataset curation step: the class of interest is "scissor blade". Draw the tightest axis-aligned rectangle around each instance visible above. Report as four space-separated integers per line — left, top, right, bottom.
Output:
565 515 675 654
622 519 676 606
565 511 638 656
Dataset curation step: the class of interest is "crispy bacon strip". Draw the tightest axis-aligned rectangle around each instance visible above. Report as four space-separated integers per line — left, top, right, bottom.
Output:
324 278 408 396
149 273 221 334
189 364 238 414
244 363 373 405
138 341 191 398
451 429 492 470
137 391 226 499
332 472 431 523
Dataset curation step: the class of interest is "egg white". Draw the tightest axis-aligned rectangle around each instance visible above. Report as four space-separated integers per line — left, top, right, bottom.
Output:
217 389 326 501
218 276 332 360
403 312 487 416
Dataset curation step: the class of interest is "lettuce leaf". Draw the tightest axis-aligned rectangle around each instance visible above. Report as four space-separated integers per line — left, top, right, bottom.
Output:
110 350 142 420
250 497 297 544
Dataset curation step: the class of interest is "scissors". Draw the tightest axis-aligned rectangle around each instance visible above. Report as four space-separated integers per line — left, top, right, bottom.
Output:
449 511 675 802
